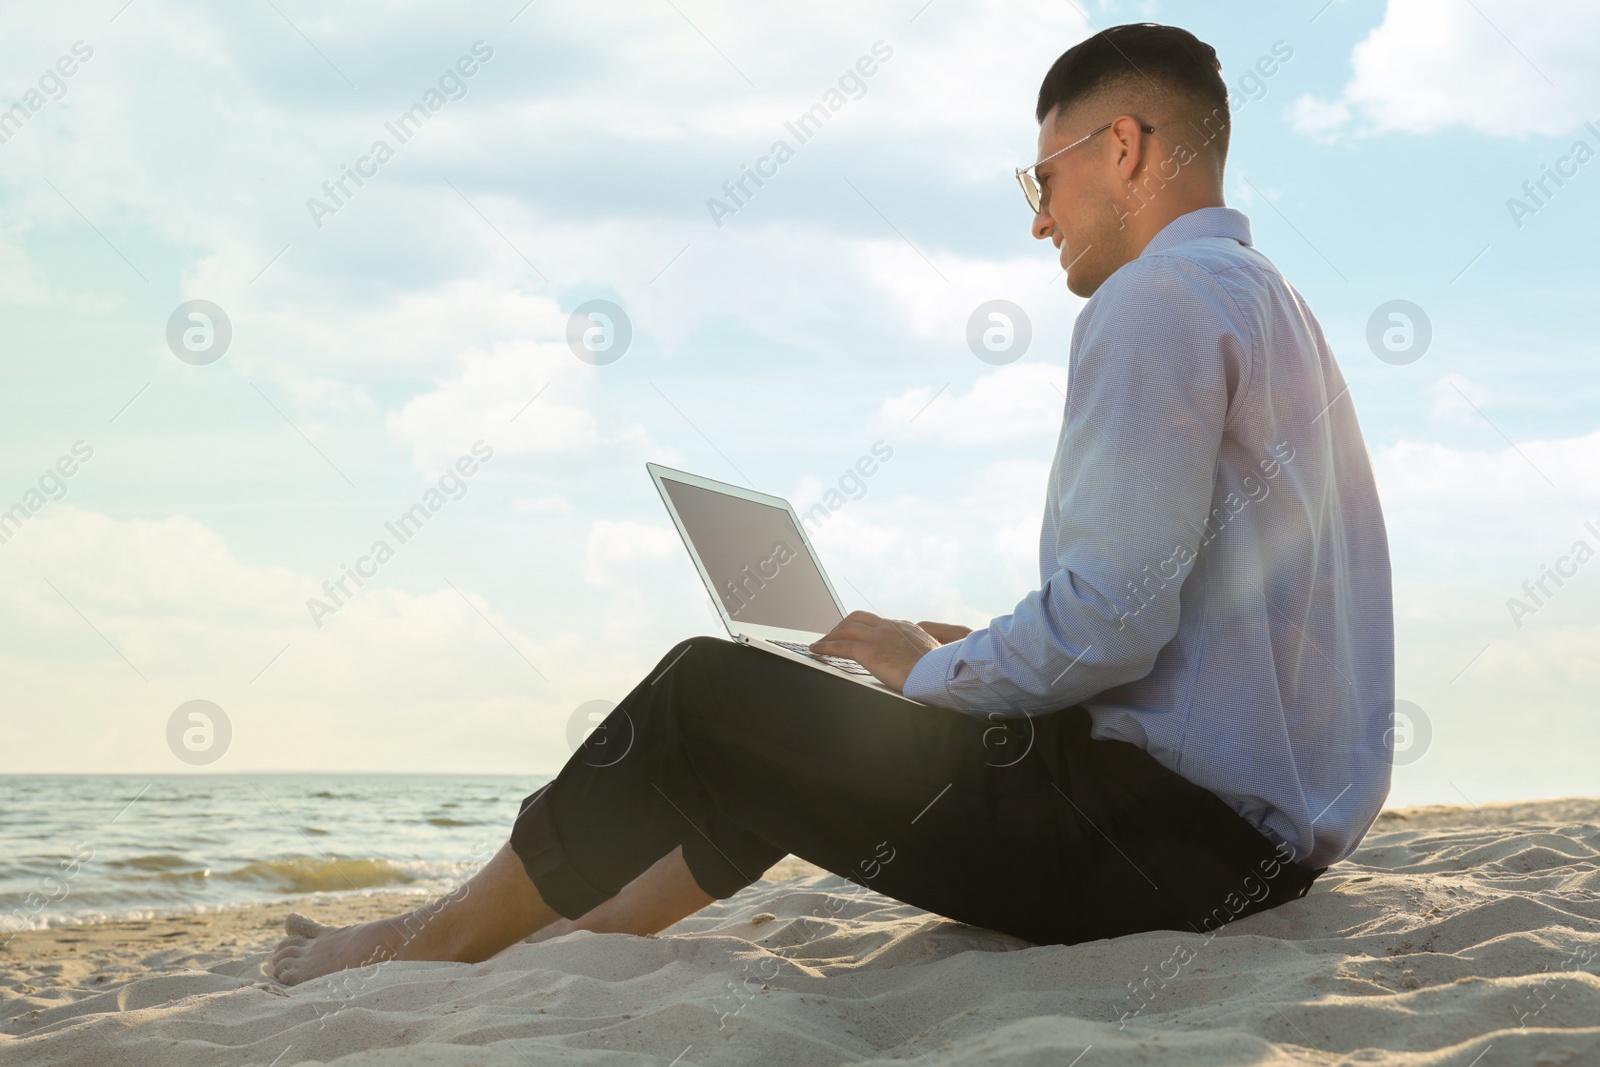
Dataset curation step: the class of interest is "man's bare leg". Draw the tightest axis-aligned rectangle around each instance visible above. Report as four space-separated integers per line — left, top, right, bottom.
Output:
527 846 715 942
270 842 552 985
269 843 714 985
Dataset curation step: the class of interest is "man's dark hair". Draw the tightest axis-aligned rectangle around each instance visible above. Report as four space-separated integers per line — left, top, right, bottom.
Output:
1036 23 1230 160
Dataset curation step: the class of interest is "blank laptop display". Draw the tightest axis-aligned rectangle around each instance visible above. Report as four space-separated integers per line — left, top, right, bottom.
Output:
657 476 843 634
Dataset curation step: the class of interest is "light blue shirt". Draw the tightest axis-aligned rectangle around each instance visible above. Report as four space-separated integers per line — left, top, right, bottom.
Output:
903 207 1393 869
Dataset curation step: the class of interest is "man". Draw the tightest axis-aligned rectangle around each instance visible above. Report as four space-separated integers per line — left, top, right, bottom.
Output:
270 22 1391 984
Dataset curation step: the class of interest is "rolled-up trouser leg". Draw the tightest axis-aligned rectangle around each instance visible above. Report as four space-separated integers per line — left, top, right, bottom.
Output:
510 636 789 918
510 635 1322 945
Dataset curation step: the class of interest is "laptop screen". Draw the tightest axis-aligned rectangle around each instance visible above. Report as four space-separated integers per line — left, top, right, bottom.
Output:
659 476 844 634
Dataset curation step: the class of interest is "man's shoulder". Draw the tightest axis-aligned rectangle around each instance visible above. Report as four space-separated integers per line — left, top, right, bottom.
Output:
1084 232 1285 342
1135 232 1273 285
1132 206 1277 284
1082 242 1257 328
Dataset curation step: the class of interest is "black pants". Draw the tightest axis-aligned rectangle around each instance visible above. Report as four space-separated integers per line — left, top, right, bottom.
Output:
511 636 1321 946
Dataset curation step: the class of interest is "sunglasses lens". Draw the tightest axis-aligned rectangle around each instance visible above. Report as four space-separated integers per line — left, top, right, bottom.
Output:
1023 174 1041 212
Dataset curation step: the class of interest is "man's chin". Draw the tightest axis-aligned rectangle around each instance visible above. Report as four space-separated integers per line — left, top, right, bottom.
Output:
1063 262 1102 298
1058 247 1082 283
1060 248 1109 298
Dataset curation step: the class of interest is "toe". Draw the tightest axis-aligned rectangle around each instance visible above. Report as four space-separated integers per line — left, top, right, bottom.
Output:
284 913 323 937
270 942 305 967
273 955 312 985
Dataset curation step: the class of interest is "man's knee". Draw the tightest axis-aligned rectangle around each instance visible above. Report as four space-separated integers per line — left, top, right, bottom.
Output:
648 635 737 689
646 636 771 740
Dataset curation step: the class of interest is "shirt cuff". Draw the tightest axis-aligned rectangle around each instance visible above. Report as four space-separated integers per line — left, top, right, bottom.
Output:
902 641 962 706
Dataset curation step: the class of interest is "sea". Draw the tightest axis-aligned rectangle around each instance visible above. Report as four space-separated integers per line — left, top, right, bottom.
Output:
0 774 550 934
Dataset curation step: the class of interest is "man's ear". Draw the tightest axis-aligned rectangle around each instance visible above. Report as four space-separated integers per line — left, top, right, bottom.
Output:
1112 115 1146 182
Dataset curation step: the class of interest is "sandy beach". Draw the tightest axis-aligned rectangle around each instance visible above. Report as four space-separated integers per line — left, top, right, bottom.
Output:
2 800 1597 1066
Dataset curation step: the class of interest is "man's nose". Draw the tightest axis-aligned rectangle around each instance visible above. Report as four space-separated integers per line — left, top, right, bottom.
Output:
1031 206 1054 241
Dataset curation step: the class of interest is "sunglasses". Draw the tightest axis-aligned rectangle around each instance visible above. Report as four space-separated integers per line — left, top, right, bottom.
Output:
1015 120 1156 213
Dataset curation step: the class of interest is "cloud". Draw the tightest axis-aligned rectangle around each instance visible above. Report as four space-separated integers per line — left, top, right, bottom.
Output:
387 336 615 475
1428 373 1493 426
512 496 573 516
580 520 680 588
1289 0 1597 138
853 236 1082 342
1373 427 1600 572
874 363 1067 445
1286 95 1351 140
0 505 579 772
798 453 1054 626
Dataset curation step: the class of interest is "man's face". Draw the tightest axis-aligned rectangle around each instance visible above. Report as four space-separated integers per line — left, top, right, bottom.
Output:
1030 105 1130 297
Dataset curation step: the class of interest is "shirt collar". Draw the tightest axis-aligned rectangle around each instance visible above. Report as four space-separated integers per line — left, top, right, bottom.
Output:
1139 206 1253 259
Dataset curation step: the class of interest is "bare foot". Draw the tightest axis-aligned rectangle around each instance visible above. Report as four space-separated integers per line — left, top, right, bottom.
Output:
268 913 411 986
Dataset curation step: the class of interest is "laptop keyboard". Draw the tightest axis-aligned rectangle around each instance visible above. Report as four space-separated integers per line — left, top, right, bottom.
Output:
770 640 873 676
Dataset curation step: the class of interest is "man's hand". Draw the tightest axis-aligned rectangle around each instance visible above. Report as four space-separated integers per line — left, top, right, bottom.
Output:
809 611 942 694
917 621 973 645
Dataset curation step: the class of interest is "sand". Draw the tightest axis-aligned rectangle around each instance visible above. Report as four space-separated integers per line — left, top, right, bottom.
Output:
2 800 1597 1066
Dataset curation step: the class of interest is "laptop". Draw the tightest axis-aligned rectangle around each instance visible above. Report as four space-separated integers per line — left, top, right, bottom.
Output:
647 462 920 704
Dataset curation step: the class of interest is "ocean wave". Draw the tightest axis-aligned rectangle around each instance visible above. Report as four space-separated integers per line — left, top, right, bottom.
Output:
114 868 213 884
1 856 484 920
221 856 418 893
0 775 531 927
105 854 199 872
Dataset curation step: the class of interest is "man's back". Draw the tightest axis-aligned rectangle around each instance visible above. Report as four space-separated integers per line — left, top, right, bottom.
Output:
905 207 1393 870
1071 207 1393 869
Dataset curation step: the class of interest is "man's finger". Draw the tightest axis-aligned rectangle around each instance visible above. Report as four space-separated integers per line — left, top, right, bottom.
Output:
814 619 872 645
812 619 875 643
808 637 869 662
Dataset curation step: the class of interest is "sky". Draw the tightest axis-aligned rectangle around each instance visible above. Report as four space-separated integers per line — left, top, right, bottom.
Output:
1 0 1596 809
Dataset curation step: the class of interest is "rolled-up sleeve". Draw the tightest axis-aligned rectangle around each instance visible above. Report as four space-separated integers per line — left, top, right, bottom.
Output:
902 255 1248 714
